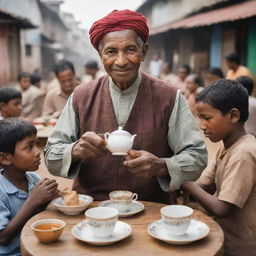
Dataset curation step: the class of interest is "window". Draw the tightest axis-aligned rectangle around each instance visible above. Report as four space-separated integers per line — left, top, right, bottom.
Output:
25 44 32 56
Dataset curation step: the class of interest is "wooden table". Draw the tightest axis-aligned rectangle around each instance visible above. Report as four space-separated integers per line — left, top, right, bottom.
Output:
20 201 224 256
37 126 54 148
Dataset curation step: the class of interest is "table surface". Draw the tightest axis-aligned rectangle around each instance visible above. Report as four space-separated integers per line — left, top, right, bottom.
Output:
20 201 224 256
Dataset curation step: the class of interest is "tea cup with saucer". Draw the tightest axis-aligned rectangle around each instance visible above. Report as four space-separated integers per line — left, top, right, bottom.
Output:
85 207 118 238
160 205 193 236
109 190 138 213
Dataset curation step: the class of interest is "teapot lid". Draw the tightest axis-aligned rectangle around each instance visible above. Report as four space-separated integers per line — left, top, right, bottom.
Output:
111 126 131 136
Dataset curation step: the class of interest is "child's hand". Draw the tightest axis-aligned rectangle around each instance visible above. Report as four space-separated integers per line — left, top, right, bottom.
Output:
28 178 59 206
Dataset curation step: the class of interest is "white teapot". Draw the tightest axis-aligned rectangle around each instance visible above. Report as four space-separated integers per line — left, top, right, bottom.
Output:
104 127 137 155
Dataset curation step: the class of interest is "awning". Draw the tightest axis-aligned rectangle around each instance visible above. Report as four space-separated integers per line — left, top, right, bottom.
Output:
150 0 256 35
0 8 37 29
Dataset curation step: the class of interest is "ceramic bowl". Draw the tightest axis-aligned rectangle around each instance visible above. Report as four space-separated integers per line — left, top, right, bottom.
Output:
51 194 93 215
31 219 65 243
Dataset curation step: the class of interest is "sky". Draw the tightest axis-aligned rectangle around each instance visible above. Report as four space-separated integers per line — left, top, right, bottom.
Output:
61 0 145 30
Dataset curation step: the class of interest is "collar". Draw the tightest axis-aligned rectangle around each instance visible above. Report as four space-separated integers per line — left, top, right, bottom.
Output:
0 170 36 195
56 87 69 98
109 71 142 95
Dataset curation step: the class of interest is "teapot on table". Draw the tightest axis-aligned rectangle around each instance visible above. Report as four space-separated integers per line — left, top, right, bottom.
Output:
104 127 137 155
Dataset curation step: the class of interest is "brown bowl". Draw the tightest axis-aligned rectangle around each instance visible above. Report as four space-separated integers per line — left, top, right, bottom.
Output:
31 219 65 243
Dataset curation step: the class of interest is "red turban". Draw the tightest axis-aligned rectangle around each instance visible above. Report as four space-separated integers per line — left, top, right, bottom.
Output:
89 9 149 50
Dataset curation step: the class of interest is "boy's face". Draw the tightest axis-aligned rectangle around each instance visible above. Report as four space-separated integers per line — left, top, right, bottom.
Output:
7 134 41 171
19 77 31 91
0 98 22 118
196 102 232 142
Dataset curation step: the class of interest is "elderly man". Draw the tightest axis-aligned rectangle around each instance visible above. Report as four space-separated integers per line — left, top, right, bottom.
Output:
45 10 207 203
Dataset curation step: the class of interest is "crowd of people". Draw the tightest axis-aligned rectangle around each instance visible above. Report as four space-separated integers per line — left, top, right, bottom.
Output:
0 8 256 256
150 52 256 137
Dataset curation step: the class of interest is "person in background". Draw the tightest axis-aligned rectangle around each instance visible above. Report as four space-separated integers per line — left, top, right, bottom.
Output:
148 53 163 78
0 87 22 120
30 73 41 89
45 9 207 203
174 64 191 93
82 60 105 83
184 74 204 116
225 52 255 82
204 67 224 85
42 60 78 119
160 62 178 86
0 118 58 256
181 80 256 256
236 76 256 137
15 72 44 122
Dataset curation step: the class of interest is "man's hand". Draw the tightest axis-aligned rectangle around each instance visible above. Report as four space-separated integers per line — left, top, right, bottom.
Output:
28 178 59 206
123 150 168 178
72 132 107 161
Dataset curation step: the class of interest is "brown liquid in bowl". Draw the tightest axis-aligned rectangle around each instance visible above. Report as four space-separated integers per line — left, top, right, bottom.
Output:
35 223 62 231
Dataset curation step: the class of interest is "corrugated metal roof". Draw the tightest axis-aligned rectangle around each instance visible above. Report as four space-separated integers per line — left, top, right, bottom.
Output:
150 0 256 35
0 8 37 29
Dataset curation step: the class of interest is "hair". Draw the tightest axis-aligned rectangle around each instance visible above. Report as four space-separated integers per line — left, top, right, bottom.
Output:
180 64 191 75
53 59 75 76
225 52 240 64
30 73 41 85
206 67 224 78
0 118 37 155
236 76 254 96
196 79 249 123
0 87 22 103
18 72 30 82
84 60 99 69
192 74 204 87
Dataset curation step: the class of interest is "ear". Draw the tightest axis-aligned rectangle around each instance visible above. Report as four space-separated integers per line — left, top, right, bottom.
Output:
229 108 240 123
141 43 148 61
0 152 12 166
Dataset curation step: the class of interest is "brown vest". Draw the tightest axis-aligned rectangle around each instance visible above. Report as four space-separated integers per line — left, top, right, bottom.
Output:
72 72 177 203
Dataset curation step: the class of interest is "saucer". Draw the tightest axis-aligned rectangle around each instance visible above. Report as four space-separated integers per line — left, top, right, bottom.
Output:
148 219 209 245
98 200 144 217
72 220 132 245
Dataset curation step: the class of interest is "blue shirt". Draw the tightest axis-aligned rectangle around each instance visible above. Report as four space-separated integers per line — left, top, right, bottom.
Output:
0 171 40 256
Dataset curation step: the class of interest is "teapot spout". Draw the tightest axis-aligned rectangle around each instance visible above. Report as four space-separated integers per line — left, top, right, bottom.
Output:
130 134 137 144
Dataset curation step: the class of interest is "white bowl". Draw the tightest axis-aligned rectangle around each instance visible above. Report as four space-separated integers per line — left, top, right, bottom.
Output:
51 194 93 215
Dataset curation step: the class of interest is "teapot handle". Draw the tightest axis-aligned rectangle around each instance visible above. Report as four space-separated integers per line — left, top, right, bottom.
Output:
104 132 110 140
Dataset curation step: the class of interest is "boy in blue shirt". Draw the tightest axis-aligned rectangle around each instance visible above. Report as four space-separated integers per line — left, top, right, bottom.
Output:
182 80 256 255
0 118 58 256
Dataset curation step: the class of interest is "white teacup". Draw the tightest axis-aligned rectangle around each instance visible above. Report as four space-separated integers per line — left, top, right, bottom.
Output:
109 190 138 212
85 207 118 237
160 205 193 236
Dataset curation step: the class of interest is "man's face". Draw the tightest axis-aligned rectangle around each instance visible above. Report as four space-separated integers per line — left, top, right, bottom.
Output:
19 77 31 91
1 98 22 118
178 68 188 81
99 29 147 90
226 60 236 70
56 69 77 95
85 67 97 77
